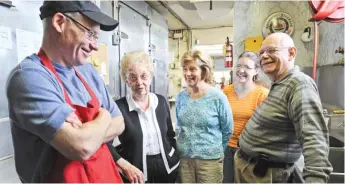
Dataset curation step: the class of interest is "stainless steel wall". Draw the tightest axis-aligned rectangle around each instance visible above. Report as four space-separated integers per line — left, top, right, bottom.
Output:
100 0 120 98
0 0 44 159
117 0 169 98
300 65 344 110
150 22 169 98
118 1 150 97
317 65 344 109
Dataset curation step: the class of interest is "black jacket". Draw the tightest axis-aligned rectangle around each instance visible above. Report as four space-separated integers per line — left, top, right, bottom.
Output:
107 94 179 178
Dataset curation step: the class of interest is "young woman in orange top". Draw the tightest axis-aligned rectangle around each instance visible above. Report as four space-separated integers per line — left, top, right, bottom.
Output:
222 51 269 183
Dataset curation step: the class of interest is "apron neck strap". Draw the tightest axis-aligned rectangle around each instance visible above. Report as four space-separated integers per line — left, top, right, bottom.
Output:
37 48 99 106
38 49 72 104
37 49 99 106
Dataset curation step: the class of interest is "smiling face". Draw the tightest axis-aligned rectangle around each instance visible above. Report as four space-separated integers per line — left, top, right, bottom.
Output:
51 13 100 66
182 60 204 87
259 45 286 77
235 57 258 84
66 15 100 65
258 33 296 81
180 50 213 87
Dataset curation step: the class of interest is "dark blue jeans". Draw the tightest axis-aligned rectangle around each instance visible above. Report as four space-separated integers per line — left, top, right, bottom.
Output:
223 146 238 183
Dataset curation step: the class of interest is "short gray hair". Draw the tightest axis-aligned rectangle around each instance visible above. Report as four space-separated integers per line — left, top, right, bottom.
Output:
42 12 80 32
120 51 154 80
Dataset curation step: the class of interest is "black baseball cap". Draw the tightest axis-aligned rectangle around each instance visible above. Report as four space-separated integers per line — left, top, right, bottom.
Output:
39 0 118 31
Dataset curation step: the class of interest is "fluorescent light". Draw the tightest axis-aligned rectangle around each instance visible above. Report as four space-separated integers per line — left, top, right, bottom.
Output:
190 0 209 3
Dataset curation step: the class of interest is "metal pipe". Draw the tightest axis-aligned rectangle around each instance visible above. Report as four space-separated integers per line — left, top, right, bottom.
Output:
170 25 233 32
158 0 191 29
178 38 180 61
148 25 152 56
117 3 123 97
0 154 14 162
111 0 119 99
186 30 190 51
312 21 319 81
148 22 155 93
190 30 193 50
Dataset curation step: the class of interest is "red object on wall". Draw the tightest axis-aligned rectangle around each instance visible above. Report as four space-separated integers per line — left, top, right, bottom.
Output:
309 0 344 81
310 0 344 22
224 44 233 67
224 37 233 68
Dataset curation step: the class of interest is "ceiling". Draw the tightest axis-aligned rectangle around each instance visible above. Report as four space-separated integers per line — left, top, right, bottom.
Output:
146 0 234 30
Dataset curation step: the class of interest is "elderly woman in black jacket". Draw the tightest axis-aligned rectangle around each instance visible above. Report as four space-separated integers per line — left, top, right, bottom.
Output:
107 51 179 183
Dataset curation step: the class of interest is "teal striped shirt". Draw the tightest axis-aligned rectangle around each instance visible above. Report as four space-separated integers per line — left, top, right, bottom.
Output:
239 66 332 183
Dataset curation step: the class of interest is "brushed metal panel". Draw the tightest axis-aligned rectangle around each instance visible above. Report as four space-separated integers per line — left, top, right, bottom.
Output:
150 22 169 99
119 4 150 97
318 65 344 109
0 119 14 159
0 1 43 118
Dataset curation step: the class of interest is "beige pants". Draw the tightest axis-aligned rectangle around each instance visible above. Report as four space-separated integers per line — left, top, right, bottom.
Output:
234 151 294 183
179 157 223 183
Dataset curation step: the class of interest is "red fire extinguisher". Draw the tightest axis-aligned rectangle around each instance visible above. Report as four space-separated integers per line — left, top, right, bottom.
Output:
224 37 233 68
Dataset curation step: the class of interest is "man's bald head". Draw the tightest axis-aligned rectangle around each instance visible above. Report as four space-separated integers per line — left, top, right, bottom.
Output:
263 33 295 48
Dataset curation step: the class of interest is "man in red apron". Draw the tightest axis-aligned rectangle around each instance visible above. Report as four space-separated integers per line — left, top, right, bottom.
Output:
6 1 124 183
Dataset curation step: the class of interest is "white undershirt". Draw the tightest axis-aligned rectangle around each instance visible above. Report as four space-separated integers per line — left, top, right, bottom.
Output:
127 93 161 155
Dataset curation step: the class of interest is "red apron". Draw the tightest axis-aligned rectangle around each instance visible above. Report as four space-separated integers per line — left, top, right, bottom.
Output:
37 49 123 183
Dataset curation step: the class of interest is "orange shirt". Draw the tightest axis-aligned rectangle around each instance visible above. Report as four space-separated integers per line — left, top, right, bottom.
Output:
223 84 269 148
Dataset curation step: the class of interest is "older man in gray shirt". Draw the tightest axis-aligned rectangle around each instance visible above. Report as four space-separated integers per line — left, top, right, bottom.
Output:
235 33 332 183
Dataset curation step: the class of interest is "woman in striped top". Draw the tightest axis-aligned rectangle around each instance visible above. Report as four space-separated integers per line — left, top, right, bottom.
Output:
222 51 269 183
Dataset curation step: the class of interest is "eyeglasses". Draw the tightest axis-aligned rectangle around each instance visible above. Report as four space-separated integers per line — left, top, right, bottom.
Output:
63 13 99 41
234 64 256 71
259 47 290 56
127 73 150 82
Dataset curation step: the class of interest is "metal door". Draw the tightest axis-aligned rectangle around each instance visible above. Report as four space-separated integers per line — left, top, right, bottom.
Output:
118 4 149 97
150 23 169 99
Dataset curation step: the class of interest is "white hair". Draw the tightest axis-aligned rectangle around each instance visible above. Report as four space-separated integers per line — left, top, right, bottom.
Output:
120 51 154 80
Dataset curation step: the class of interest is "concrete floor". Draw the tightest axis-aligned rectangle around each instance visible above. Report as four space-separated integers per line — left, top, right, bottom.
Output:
0 151 305 183
0 156 21 183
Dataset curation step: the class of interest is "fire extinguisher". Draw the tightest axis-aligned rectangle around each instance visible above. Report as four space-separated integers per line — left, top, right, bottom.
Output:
223 37 233 84
224 37 233 68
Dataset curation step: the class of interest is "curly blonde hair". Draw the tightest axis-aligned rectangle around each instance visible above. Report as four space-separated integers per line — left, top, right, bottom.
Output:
180 50 214 84
120 51 154 81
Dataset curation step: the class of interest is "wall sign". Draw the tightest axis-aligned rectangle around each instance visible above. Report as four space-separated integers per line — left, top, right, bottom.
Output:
262 12 294 37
